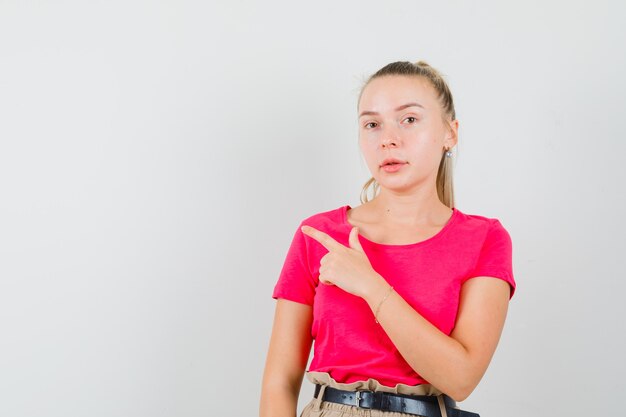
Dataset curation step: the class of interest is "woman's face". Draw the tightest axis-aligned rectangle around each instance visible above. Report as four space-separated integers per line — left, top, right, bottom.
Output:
358 75 458 194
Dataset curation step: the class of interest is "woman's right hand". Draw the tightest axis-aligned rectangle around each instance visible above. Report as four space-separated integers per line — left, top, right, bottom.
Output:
259 299 313 417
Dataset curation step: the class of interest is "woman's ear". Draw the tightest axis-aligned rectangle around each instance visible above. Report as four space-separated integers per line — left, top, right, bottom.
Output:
444 119 459 149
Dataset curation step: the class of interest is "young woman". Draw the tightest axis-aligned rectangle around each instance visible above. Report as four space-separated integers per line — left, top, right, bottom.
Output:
260 61 516 417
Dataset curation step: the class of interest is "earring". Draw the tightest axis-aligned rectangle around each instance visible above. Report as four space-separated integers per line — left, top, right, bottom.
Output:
445 148 452 158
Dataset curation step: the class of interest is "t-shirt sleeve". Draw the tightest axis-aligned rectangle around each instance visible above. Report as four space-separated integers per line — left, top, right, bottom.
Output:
272 221 317 306
464 219 516 299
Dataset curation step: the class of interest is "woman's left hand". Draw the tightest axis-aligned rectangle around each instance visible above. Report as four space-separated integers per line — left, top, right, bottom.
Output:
300 225 384 298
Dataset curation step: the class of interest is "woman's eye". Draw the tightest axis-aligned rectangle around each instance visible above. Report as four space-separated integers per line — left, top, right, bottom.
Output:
365 122 378 129
404 117 417 123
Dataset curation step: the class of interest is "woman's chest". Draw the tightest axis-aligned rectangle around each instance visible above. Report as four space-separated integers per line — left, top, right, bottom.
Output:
356 223 446 246
311 247 476 335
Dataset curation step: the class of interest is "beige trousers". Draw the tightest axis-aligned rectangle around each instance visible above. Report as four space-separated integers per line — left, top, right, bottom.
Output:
300 371 452 417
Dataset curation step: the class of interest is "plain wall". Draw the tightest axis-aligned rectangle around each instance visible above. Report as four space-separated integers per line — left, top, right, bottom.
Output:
1 1 624 416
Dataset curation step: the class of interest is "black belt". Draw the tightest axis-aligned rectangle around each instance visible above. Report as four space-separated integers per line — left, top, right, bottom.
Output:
314 384 480 417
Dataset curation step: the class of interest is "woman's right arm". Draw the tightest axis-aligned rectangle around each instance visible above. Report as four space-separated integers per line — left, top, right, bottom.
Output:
260 298 314 417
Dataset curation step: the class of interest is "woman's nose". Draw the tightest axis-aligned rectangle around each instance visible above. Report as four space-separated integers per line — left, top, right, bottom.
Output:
382 138 397 148
380 123 400 149
381 128 399 148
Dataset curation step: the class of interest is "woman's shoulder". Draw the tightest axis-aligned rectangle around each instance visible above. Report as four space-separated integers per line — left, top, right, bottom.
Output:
294 205 352 249
299 205 348 226
295 205 511 241
452 207 512 243
454 207 508 228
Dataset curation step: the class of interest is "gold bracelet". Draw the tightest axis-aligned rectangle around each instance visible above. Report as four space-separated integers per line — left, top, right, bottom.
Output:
374 285 394 324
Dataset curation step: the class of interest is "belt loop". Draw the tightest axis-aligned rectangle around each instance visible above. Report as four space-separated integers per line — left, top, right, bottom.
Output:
437 394 448 417
313 384 327 412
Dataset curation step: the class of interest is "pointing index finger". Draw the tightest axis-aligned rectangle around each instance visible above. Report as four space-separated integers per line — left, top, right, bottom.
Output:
301 225 342 251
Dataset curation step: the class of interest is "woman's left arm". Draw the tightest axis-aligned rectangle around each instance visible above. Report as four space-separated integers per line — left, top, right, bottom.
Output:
363 275 510 402
300 224 511 402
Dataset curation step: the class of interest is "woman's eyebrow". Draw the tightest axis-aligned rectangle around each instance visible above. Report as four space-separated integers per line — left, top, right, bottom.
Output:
359 102 425 117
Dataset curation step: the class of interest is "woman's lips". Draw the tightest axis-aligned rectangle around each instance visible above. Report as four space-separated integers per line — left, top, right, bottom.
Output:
381 162 407 173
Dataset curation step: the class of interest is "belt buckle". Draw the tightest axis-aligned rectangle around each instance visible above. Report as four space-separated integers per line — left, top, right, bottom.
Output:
355 390 373 409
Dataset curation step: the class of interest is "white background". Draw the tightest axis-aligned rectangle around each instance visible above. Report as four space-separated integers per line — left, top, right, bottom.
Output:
1 1 625 416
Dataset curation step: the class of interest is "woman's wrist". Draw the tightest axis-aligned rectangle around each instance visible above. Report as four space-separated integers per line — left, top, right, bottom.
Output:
373 285 394 323
361 273 391 309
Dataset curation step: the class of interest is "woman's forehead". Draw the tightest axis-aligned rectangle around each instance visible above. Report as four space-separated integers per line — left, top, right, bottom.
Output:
359 75 437 110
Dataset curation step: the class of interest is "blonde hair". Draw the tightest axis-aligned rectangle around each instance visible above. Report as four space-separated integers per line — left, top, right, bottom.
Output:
358 61 457 208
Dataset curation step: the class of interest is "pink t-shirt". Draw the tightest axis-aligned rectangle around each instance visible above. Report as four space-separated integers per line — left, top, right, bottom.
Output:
272 205 516 387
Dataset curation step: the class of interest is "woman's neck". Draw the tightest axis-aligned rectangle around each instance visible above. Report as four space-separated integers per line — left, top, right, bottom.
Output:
368 188 451 227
